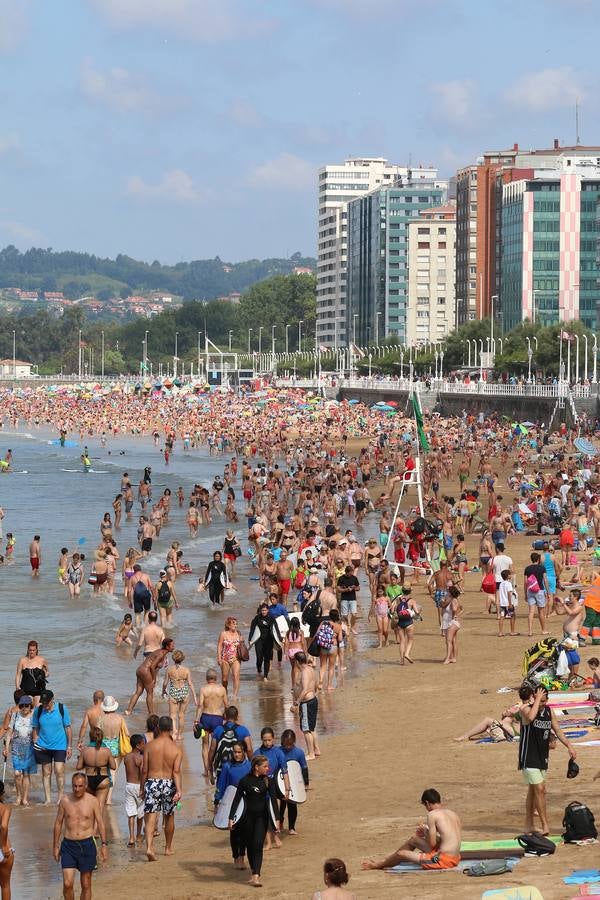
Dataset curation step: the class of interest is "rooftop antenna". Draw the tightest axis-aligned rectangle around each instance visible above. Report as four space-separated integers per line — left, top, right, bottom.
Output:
575 98 581 146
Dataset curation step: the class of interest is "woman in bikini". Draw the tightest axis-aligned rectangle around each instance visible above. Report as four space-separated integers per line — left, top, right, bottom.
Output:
217 617 243 698
100 513 113 541
451 534 468 590
75 726 116 814
283 617 307 688
441 586 463 665
162 650 197 741
0 780 14 900
364 539 382 602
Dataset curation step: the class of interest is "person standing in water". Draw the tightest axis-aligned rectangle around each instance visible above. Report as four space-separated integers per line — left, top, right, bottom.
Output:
0 780 14 900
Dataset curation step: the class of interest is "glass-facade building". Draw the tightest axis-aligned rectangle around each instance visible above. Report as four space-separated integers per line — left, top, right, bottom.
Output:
501 171 600 331
346 180 446 345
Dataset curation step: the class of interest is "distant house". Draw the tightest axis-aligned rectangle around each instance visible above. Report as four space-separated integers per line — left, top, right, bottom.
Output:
44 291 65 300
0 358 33 377
293 266 313 275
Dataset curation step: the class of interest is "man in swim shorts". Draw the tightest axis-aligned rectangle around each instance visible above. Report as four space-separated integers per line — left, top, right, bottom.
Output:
361 788 461 871
29 535 41 577
294 653 320 760
141 716 182 861
194 669 228 776
53 772 107 899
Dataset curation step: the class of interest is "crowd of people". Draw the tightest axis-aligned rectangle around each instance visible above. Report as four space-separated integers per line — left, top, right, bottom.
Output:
0 383 599 897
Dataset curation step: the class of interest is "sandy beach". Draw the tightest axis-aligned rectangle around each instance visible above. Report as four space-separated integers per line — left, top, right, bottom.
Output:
89 458 600 900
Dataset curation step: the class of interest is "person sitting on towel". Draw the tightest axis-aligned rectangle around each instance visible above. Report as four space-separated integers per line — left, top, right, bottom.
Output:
361 788 461 871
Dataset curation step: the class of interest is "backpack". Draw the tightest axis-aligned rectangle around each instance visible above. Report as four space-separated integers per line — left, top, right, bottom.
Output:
213 724 241 775
563 801 597 843
464 859 512 877
315 620 334 651
157 581 171 606
133 580 151 602
301 598 322 628
516 833 556 856
526 574 541 593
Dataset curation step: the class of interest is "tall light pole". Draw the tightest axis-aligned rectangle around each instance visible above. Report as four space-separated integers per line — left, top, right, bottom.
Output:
12 329 16 378
247 328 253 354
197 331 203 377
285 324 290 355
78 328 82 378
298 320 303 353
526 337 532 382
376 311 382 346
258 326 263 355
174 331 179 378
228 330 233 352
575 333 580 384
101 330 105 378
143 329 149 375
352 314 358 346
490 294 498 358
593 334 598 384
271 324 276 354
583 333 589 382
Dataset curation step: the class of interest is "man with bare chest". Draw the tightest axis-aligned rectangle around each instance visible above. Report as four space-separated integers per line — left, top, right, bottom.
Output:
53 772 107 899
141 715 183 861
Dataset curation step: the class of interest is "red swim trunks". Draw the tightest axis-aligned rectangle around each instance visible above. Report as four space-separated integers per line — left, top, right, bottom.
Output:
30 557 40 570
278 579 291 596
419 850 460 870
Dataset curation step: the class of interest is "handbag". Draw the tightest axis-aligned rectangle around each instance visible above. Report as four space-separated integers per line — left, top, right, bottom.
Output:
236 639 249 662
193 722 202 740
481 572 496 594
118 721 131 756
233 543 242 558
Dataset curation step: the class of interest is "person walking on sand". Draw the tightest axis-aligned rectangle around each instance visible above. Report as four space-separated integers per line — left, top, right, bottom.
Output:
361 788 461 871
523 552 551 638
125 639 174 717
291 653 320 760
53 772 107 900
517 683 576 836
140 715 182 862
123 734 145 847
194 669 228 778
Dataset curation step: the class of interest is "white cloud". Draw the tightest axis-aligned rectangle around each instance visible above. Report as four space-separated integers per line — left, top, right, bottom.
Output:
0 133 20 154
430 79 477 123
0 0 30 54
90 0 274 42
505 67 584 112
127 169 207 204
247 153 315 192
80 60 165 114
0 218 43 244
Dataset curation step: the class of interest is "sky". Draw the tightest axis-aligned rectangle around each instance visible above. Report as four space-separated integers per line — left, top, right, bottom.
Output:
0 0 598 264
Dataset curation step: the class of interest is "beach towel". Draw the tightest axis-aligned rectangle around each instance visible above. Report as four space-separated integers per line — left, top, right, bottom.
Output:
482 889 544 899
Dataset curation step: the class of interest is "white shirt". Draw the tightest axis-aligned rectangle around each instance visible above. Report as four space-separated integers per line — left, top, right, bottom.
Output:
499 579 515 608
492 554 513 582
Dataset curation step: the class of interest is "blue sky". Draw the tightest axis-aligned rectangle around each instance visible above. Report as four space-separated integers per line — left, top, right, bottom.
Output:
0 0 598 263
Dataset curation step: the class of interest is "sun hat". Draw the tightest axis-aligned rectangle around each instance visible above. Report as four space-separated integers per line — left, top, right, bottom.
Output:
102 695 119 713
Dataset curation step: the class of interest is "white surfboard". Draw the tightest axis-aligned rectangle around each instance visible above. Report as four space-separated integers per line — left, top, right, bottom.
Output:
249 625 261 646
213 784 245 829
277 759 306 804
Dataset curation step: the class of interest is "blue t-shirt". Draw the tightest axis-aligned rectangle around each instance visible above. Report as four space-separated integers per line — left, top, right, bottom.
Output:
213 721 251 746
32 703 71 750
267 603 288 620
254 744 287 778
215 758 252 803
280 744 308 772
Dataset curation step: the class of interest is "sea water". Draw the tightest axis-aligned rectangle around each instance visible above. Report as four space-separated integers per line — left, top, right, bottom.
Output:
0 427 353 898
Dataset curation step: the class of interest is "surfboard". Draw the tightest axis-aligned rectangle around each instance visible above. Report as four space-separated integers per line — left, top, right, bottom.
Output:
213 784 244 829
277 759 306 803
249 626 261 646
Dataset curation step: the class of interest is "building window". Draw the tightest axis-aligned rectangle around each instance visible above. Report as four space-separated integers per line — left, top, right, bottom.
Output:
418 227 430 234
418 242 430 249
438 242 446 248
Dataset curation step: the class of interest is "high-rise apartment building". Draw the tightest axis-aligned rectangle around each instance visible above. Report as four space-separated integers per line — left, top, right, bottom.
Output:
455 141 600 329
406 205 456 345
345 174 447 346
501 162 600 331
317 158 438 347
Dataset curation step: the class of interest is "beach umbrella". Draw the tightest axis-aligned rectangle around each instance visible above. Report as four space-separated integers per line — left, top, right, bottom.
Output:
574 437 598 456
348 398 359 405
387 400 399 407
522 421 535 427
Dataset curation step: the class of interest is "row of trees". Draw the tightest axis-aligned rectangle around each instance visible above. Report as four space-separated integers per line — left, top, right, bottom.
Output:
0 273 317 374
0 246 315 301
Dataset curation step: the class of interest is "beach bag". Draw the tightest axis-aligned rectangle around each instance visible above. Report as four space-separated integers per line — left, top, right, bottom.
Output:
464 859 512 877
315 621 334 651
516 833 556 856
213 725 241 774
157 581 172 607
119 721 131 756
133 580 151 604
412 517 427 534
563 801 597 843
526 574 541 593
236 639 249 663
481 572 496 594
522 637 558 677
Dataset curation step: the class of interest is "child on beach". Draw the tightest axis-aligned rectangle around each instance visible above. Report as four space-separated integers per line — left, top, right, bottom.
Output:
587 657 600 689
5 533 15 562
498 569 517 637
369 589 391 648
116 613 134 646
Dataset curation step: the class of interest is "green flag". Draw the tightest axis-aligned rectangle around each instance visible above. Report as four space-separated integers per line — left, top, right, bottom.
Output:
411 392 430 452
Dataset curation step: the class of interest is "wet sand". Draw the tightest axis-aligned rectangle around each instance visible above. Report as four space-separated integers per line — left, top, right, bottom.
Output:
90 459 600 900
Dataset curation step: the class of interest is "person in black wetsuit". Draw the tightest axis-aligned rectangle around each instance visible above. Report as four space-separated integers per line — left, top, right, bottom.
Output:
229 755 276 888
204 552 227 606
248 604 274 681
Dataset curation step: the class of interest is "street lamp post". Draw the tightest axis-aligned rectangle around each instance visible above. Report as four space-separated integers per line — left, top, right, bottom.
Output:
248 328 253 354
583 333 589 383
491 294 498 360
526 337 532 382
271 324 276 355
593 334 598 385
78 328 82 378
12 329 16 378
285 324 290 355
101 330 105 378
143 329 149 375
478 339 484 379
352 314 358 346
258 326 263 355
298 320 303 353
174 332 179 378
575 334 580 384
376 311 381 346
197 331 203 378
228 330 233 352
